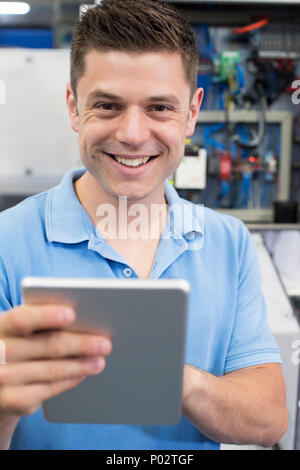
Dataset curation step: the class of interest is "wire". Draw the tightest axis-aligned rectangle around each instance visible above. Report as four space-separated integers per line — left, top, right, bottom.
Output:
232 18 269 35
225 82 267 150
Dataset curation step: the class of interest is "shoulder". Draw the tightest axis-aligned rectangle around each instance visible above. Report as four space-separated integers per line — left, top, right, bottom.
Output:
0 191 49 254
204 207 253 267
177 196 254 270
180 195 249 247
203 206 244 232
205 205 249 242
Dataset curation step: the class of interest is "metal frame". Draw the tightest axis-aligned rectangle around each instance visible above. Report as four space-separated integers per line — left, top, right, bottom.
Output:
196 110 293 223
247 223 300 231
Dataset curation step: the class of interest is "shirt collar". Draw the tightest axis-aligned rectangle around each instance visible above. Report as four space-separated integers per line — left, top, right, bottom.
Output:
45 168 204 244
164 180 204 239
45 168 89 244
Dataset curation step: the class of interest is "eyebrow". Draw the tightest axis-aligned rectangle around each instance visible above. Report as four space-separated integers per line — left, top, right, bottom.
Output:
87 90 181 105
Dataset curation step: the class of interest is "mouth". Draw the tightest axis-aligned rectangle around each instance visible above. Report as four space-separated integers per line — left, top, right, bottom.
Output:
104 152 159 168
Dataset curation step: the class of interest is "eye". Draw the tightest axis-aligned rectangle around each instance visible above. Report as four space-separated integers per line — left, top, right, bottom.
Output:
152 105 170 112
94 103 116 110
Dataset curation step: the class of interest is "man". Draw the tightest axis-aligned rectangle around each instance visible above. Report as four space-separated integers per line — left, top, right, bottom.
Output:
0 0 288 450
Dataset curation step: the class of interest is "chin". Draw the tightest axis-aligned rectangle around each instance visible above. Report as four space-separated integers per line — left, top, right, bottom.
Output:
114 189 150 202
108 182 153 201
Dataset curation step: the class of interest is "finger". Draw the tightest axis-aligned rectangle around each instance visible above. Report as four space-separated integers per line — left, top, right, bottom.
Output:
0 377 86 417
4 331 112 362
0 356 106 386
0 304 76 337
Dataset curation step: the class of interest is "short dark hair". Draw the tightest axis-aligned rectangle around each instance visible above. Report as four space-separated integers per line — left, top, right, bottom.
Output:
70 0 199 101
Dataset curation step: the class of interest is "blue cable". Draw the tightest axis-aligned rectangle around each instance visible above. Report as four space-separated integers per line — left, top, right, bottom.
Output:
261 125 278 209
195 24 214 110
196 24 236 209
234 64 245 95
218 83 227 111
235 126 252 208
241 172 252 209
196 24 214 61
204 124 227 151
216 180 229 208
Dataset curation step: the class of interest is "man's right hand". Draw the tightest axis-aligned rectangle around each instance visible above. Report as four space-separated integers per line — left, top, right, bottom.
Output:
0 304 112 424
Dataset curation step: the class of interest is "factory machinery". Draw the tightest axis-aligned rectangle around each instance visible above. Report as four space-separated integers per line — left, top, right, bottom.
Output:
0 0 300 449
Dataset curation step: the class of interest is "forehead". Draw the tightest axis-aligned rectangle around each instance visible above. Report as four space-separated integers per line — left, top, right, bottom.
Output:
77 49 190 103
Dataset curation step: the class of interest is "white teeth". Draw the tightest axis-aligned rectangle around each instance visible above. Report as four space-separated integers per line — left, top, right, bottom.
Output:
113 155 151 167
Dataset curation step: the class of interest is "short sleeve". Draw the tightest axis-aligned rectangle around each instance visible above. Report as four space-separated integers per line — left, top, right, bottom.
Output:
0 255 13 313
224 223 282 373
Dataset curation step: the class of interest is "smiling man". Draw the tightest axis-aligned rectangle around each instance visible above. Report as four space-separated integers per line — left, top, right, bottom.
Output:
0 0 288 451
68 47 203 279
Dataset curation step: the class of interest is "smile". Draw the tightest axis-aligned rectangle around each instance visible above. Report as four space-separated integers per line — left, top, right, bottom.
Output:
105 153 159 168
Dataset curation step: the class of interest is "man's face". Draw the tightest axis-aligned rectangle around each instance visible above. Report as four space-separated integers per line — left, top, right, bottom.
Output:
67 50 203 203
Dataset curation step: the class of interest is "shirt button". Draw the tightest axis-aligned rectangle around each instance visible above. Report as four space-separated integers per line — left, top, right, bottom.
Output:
123 267 133 278
186 231 196 240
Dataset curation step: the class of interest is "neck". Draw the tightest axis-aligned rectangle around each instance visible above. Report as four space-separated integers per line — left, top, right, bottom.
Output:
74 171 169 242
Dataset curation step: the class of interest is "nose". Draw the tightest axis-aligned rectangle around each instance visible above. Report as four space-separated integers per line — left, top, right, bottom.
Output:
115 106 150 148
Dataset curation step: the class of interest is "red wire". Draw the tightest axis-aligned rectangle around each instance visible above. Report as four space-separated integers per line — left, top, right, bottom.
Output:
233 18 269 35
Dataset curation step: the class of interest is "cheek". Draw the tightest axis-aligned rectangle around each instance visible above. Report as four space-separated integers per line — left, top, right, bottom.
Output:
78 122 104 153
158 121 186 152
164 127 185 157
78 131 88 161
166 135 185 173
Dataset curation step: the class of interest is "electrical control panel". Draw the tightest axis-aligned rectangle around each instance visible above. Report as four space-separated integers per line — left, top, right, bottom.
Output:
173 13 300 222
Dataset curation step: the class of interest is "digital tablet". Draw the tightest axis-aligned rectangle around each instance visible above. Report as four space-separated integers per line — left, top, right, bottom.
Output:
21 277 190 425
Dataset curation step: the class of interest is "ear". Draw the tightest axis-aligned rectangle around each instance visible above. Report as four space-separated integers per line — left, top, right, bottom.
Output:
186 88 204 138
66 83 80 133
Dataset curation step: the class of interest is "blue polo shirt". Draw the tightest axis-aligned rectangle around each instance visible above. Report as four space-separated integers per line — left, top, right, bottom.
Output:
0 168 281 450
